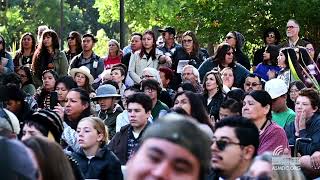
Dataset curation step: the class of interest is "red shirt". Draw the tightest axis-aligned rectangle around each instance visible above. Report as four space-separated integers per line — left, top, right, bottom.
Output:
104 55 122 69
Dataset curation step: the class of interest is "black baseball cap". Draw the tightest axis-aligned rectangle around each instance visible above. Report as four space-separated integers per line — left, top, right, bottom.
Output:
158 26 176 36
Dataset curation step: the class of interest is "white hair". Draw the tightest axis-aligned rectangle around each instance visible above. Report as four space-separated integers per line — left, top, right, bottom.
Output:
182 65 200 83
142 67 163 87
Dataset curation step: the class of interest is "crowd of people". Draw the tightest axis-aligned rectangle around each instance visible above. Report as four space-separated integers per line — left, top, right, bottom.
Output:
0 19 320 180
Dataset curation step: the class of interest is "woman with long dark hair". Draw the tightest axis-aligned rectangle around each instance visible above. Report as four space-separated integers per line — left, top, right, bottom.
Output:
13 32 36 70
16 66 36 95
0 34 14 73
32 29 68 87
65 31 82 63
173 91 214 132
128 30 171 83
199 43 249 87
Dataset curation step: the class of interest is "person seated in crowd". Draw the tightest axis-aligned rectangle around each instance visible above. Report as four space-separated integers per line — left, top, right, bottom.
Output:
72 117 123 179
141 67 173 108
220 67 237 93
158 26 181 56
182 65 203 93
91 84 122 140
0 138 39 180
128 30 171 84
225 88 245 103
31 29 68 87
0 35 14 74
285 88 320 156
177 82 197 93
55 76 78 107
108 92 152 165
224 31 251 70
69 33 104 80
2 84 34 133
253 27 281 70
141 79 169 120
159 67 175 98
173 91 214 133
116 86 142 132
0 72 38 110
110 64 127 96
287 80 306 110
202 70 225 121
104 39 123 69
243 73 263 93
64 31 82 63
16 66 36 96
254 45 281 81
219 98 242 121
242 90 289 154
70 66 95 97
121 32 143 68
23 136 76 180
246 152 273 179
265 79 295 128
13 32 36 70
277 47 304 86
35 69 58 109
282 19 310 48
199 43 249 88
126 114 211 180
171 30 205 71
208 116 259 179
0 107 21 138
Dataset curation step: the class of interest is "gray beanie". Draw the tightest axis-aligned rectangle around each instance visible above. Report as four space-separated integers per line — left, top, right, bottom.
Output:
141 113 211 178
233 31 245 50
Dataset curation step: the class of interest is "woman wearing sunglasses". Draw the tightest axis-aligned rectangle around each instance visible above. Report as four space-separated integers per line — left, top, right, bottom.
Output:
199 43 249 88
253 28 281 70
64 31 82 63
242 90 289 154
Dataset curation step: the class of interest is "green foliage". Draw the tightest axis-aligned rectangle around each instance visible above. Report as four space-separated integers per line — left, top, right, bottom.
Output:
93 29 109 57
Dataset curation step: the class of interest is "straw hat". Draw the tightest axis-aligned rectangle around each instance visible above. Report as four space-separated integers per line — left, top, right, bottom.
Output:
70 66 94 84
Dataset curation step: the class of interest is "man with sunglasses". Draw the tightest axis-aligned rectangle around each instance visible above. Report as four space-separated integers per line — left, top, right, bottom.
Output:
243 73 263 93
208 116 259 180
158 26 181 57
281 19 310 48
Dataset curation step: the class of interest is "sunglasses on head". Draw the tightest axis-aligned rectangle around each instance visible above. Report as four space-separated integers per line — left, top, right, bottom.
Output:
212 138 241 151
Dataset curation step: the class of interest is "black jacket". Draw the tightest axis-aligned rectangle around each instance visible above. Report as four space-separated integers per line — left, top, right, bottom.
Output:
285 112 320 155
71 145 123 180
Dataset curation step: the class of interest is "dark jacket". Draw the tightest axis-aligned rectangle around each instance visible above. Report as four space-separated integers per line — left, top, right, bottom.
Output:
202 91 224 120
99 106 123 140
281 38 310 48
234 50 251 70
69 52 104 79
285 112 320 155
71 145 123 180
198 58 249 88
108 123 150 165
172 46 206 71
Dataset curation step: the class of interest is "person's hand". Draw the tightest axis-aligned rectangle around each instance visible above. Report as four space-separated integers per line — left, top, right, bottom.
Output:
311 151 320 169
298 111 307 131
90 92 96 99
53 103 64 120
165 56 172 66
267 70 276 79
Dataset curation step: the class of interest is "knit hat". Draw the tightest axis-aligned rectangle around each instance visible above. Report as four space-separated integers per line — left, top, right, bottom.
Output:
234 31 245 50
0 108 21 135
0 137 38 180
141 113 211 176
28 109 64 142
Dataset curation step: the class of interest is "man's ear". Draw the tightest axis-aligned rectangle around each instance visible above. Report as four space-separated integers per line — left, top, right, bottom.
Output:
242 145 256 160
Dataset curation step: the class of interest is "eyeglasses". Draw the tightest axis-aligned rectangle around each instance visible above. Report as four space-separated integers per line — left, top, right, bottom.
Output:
245 82 261 87
141 75 154 79
67 36 75 40
226 36 235 39
0 40 3 44
212 138 241 151
267 33 275 38
226 52 233 56
144 88 156 93
183 39 193 43
287 26 298 29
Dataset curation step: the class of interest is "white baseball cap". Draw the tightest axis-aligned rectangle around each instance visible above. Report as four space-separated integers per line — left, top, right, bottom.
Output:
264 79 288 99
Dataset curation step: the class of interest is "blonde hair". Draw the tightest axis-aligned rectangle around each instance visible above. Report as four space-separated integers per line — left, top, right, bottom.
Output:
79 117 109 145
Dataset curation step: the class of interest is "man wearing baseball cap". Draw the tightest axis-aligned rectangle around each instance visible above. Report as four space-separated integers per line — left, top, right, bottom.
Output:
126 113 211 180
92 84 123 139
265 78 295 128
158 26 181 56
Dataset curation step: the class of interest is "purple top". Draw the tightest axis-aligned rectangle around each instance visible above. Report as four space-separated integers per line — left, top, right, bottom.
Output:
258 121 289 155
